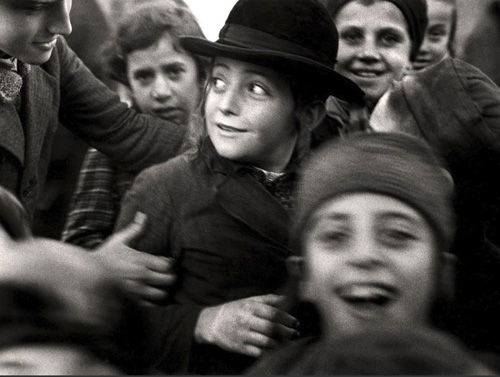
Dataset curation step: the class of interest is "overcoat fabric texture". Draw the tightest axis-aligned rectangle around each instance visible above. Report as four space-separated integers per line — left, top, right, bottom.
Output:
115 138 295 374
0 37 186 220
372 57 500 353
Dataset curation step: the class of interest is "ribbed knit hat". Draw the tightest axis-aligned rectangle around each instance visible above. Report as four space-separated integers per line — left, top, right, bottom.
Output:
293 132 455 253
321 0 428 60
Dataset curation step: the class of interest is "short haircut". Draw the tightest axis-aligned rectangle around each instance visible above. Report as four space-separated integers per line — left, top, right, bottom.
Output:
103 0 208 86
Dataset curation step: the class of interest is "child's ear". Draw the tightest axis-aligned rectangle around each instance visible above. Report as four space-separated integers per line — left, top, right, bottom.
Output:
286 256 316 301
302 101 326 131
439 252 457 302
286 256 304 279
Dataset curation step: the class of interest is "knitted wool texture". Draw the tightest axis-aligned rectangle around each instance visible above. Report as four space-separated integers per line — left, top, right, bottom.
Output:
293 132 455 253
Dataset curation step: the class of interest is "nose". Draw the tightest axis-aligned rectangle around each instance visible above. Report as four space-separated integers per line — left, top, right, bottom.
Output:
217 86 240 116
47 0 72 36
349 233 385 269
151 76 173 102
358 37 380 63
417 37 431 55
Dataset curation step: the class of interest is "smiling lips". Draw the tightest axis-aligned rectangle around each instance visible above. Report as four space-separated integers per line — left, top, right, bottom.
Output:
351 69 384 78
34 39 58 50
337 283 397 314
216 123 247 133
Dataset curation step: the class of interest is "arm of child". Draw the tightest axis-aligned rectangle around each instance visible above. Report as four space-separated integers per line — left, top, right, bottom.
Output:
55 37 186 173
61 149 118 249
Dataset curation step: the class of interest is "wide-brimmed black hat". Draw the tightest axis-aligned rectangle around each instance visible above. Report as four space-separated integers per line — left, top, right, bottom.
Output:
180 0 364 103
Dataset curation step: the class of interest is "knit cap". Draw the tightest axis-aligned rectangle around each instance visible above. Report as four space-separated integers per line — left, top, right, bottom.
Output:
293 132 455 253
321 0 428 60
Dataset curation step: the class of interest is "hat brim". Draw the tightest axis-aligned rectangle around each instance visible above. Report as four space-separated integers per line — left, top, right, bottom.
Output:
181 37 365 103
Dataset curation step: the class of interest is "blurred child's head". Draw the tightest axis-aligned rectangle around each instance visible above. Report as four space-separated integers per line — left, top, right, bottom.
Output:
292 132 455 338
259 325 495 374
181 0 364 171
104 1 208 126
322 0 427 106
414 0 457 70
0 0 72 64
0 284 146 375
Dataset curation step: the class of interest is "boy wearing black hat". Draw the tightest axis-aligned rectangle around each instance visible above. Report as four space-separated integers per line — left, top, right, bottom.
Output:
114 0 363 374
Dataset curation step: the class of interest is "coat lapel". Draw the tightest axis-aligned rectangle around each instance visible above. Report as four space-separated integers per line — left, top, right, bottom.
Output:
22 64 57 173
0 103 25 166
217 171 291 251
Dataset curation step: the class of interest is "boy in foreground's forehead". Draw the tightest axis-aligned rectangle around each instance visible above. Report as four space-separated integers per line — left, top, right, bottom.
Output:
0 0 187 304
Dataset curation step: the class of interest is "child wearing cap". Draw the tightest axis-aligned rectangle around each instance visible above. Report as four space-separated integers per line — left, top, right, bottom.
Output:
114 0 362 374
314 0 427 140
413 0 457 71
244 132 493 374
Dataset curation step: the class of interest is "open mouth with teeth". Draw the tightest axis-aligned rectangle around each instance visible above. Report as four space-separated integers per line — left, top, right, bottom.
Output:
351 70 384 78
216 123 247 133
337 284 397 314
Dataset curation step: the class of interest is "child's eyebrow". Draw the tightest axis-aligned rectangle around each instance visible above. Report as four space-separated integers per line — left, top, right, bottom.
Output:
212 62 230 70
377 211 420 224
322 213 350 221
22 0 64 5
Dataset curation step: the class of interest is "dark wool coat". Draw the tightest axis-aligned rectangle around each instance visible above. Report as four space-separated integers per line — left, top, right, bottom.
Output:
0 37 185 220
115 139 294 375
372 57 500 354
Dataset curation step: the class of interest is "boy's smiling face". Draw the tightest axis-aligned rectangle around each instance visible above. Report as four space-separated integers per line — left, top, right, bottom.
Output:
334 0 411 106
204 57 298 172
0 0 72 64
304 193 438 337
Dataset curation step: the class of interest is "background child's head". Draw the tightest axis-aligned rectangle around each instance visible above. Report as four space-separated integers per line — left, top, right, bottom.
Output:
414 0 457 70
180 0 364 170
249 325 495 374
321 0 427 106
291 132 455 338
103 1 208 125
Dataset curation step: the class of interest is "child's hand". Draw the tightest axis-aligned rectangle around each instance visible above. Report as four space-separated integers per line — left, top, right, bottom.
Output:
194 294 300 357
95 212 176 305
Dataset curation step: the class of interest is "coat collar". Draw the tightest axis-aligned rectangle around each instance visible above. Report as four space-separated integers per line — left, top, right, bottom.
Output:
22 63 57 171
199 137 293 252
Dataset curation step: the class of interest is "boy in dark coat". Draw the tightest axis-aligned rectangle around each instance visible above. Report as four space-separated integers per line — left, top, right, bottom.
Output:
114 0 363 373
0 0 183 304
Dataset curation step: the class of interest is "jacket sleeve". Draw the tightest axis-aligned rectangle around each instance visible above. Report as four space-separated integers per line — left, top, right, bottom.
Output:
61 149 118 249
115 162 205 373
55 37 186 173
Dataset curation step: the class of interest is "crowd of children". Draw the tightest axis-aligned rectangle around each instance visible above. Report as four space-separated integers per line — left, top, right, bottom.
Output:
1 0 500 374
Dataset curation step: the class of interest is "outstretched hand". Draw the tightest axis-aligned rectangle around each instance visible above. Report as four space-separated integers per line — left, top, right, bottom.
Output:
94 212 176 305
195 294 300 358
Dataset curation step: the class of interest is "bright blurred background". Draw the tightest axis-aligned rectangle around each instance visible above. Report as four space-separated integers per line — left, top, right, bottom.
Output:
184 0 238 40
